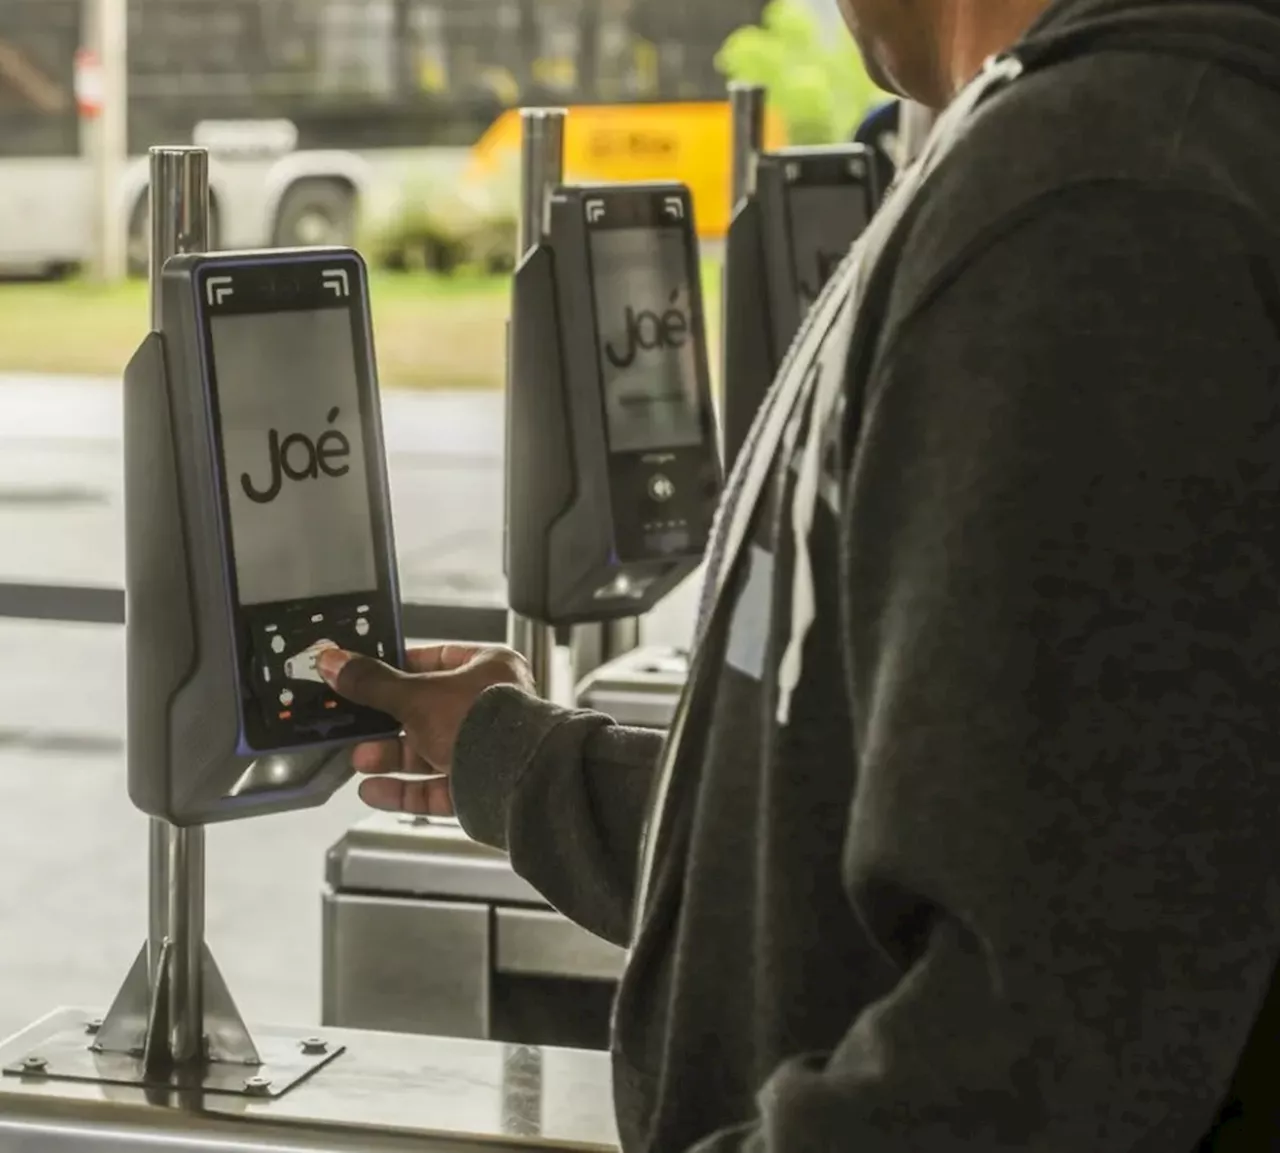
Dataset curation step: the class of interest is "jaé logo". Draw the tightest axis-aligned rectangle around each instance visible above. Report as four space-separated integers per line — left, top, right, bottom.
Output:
241 405 351 505
798 249 845 309
604 289 689 369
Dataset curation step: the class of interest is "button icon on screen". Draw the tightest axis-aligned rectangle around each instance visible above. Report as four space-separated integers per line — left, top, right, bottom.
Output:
648 473 676 502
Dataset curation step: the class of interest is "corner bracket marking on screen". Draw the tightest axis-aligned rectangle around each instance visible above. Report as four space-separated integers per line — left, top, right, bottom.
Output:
323 268 349 297
206 276 234 306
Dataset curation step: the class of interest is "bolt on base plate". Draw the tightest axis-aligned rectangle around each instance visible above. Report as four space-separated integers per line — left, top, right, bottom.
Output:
2 1013 342 1098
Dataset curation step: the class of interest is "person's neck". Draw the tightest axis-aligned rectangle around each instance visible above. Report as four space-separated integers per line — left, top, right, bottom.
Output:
933 0 1049 102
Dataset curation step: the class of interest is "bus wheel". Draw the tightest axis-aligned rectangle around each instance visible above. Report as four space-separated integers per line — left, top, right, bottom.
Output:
273 180 356 248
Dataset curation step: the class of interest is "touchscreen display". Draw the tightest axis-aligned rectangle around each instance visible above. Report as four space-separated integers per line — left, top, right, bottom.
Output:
589 227 704 455
786 182 869 313
209 307 379 606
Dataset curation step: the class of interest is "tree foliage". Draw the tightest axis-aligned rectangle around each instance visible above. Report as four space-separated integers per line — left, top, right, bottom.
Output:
715 0 885 144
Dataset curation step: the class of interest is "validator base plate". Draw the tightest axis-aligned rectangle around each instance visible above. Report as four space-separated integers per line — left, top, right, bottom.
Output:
1 1013 343 1098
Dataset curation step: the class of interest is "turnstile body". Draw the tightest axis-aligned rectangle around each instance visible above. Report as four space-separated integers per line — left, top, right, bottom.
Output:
574 645 687 729
323 815 625 1050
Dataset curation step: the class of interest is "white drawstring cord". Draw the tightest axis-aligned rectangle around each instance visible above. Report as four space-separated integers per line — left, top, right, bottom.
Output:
773 56 1024 728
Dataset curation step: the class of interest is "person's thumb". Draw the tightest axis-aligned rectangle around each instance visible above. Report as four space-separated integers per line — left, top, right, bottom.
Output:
317 649 412 718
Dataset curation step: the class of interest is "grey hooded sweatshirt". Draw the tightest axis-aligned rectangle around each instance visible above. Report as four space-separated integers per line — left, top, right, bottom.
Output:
452 1 1280 1148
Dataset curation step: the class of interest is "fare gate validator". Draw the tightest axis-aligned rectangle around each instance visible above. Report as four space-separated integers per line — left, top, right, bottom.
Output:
721 85 882 474
125 245 405 824
507 180 723 625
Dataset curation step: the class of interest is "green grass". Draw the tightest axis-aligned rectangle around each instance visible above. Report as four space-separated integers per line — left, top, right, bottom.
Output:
0 263 723 390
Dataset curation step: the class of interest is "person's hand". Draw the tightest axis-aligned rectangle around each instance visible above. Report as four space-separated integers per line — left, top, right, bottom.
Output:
317 644 532 816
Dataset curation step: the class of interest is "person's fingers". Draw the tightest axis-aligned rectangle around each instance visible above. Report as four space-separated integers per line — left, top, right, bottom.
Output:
403 644 488 675
358 774 452 816
350 738 402 775
317 651 413 716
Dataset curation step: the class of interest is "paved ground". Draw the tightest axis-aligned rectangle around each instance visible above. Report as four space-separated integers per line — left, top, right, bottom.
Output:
0 374 698 1043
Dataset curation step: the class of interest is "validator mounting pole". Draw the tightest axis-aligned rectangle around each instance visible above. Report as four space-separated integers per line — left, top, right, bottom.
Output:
729 83 766 214
147 147 210 1071
507 110 562 695
721 84 769 475
95 147 261 1084
570 616 642 685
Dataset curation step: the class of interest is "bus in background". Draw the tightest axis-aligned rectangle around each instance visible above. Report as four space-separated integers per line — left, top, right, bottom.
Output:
0 0 777 277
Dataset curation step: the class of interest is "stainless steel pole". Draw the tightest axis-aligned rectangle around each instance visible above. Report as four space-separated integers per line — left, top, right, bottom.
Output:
728 84 765 211
570 617 642 685
720 83 766 465
507 110 564 696
146 146 210 1065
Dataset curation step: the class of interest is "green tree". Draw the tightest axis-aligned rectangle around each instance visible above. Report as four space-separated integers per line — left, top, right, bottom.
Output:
715 0 885 144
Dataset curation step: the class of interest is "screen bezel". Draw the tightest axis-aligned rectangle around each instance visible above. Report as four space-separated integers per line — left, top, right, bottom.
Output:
583 200 716 460
192 250 403 756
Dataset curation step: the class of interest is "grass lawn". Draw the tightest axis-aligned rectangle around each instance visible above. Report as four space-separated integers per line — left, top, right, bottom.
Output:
0 264 724 390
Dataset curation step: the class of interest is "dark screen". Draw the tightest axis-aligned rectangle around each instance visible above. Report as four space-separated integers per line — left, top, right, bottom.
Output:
786 182 870 314
588 226 704 455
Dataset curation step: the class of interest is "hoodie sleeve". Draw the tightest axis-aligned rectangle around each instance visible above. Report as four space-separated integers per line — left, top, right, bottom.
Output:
451 685 663 947
687 183 1280 1150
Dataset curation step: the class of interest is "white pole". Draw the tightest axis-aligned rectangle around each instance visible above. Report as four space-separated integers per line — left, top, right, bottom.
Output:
91 0 128 282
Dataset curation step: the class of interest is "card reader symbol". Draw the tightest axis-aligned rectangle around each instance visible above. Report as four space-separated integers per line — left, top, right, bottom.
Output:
322 269 349 298
662 197 684 221
284 638 339 684
205 276 234 306
585 199 606 224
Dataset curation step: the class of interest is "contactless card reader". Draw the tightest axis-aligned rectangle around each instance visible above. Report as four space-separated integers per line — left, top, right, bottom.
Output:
722 145 879 472
124 246 406 824
507 182 722 624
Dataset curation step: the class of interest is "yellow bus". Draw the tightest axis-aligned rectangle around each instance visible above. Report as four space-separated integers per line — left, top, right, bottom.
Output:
467 101 788 241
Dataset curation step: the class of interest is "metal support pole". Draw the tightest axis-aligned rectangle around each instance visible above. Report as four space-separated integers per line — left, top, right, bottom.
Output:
729 83 765 212
147 146 210 1066
570 617 642 686
507 110 564 696
90 0 128 282
720 83 767 468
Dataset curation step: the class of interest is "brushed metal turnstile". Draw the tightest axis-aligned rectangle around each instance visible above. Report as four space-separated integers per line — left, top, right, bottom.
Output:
574 645 687 730
323 815 625 1050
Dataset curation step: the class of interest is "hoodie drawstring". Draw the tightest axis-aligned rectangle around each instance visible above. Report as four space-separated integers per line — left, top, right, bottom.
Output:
775 55 1025 727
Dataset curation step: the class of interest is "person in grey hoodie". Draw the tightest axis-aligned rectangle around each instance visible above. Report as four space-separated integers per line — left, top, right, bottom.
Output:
319 0 1280 1148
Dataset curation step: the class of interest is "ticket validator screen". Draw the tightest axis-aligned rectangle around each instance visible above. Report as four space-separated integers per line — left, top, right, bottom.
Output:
209 308 380 607
588 227 705 455
786 183 870 313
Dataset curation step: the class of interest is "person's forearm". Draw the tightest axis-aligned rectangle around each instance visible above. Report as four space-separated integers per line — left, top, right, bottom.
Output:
451 685 662 947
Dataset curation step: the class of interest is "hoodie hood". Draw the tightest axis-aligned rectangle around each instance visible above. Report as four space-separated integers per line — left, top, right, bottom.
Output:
1017 0 1280 91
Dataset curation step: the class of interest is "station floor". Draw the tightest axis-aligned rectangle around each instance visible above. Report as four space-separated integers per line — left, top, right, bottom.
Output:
0 374 698 1043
